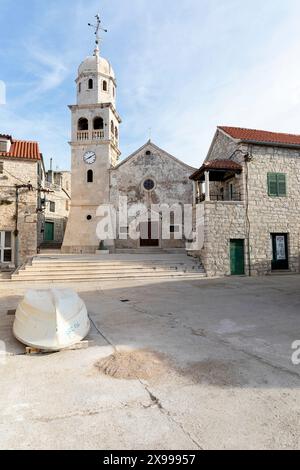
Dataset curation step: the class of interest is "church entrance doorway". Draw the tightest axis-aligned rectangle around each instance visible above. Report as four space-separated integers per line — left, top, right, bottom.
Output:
140 220 160 248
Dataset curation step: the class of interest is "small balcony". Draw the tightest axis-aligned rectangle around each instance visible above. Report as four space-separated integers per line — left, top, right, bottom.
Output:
77 131 89 141
190 159 243 205
77 131 105 141
196 191 242 204
92 130 105 140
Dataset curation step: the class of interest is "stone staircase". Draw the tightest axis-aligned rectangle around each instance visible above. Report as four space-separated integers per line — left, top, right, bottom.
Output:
11 254 206 283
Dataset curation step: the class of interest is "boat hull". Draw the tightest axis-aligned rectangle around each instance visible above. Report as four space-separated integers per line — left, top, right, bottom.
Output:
13 289 90 351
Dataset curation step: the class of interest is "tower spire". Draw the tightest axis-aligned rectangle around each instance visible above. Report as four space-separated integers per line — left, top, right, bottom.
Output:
88 14 108 56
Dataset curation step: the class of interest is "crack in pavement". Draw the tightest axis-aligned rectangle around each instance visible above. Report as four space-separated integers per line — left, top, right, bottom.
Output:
115 294 300 382
141 382 203 450
88 302 204 450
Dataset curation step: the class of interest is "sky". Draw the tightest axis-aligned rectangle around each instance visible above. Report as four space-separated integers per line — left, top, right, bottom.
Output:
1 0 300 171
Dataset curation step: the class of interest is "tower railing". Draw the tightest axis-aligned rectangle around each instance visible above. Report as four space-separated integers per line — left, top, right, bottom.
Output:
77 131 105 141
77 131 89 141
92 130 105 140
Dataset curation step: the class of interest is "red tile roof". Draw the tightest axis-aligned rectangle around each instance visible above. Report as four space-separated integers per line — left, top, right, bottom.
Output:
0 139 41 160
190 159 242 180
219 126 300 147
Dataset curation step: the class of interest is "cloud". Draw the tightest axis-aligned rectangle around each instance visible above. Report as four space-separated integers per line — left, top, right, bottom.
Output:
2 0 300 170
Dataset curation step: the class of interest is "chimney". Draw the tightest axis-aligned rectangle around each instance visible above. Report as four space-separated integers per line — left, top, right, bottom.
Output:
0 135 12 153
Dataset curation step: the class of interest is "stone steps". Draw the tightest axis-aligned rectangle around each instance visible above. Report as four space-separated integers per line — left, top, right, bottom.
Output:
11 254 206 282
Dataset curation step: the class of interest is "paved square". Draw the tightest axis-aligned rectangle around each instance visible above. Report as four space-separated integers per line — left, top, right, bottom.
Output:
0 275 300 449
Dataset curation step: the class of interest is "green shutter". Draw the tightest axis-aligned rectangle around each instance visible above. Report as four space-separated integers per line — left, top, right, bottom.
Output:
268 173 286 197
277 174 286 196
268 173 278 196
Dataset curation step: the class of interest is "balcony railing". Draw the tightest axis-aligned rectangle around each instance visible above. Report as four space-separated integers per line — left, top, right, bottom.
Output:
196 192 241 203
92 130 105 140
77 131 89 141
77 131 105 141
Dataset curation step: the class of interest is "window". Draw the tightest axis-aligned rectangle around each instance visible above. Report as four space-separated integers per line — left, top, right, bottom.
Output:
0 141 6 152
49 201 55 213
66 200 69 211
145 150 151 156
78 118 89 131
87 170 93 183
78 82 81 93
94 117 104 130
103 80 108 92
88 79 93 90
111 121 114 135
115 127 118 139
113 87 115 97
143 179 155 191
0 231 12 263
0 162 3 174
87 215 92 221
268 173 287 197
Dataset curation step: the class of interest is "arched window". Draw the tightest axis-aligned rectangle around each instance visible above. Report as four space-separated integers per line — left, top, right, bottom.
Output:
111 121 114 135
78 118 88 131
78 82 81 93
103 80 107 92
87 170 93 183
115 127 118 139
88 79 93 90
93 117 104 130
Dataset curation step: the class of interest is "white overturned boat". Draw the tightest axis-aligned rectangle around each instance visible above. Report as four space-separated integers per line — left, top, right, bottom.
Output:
13 289 90 351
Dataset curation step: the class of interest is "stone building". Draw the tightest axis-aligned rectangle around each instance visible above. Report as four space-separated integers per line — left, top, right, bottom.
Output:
0 134 44 267
110 141 195 251
62 42 195 253
42 169 71 248
190 126 300 276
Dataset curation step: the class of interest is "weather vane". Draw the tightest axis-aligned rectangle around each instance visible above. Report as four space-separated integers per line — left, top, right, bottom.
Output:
88 14 107 51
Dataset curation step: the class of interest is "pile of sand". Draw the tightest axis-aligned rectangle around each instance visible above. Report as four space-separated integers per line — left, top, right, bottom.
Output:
95 349 170 381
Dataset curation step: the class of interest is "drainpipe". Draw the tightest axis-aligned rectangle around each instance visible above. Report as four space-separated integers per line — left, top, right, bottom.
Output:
14 186 19 268
244 152 253 276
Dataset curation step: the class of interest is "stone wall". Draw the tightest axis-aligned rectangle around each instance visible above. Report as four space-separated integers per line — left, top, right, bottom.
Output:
196 130 300 276
245 144 300 275
44 171 71 245
0 158 40 266
200 201 247 277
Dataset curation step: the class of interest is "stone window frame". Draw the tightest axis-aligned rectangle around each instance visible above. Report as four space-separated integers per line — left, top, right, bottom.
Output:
267 173 287 197
102 80 108 92
49 201 56 213
0 231 12 263
0 161 3 174
142 177 156 192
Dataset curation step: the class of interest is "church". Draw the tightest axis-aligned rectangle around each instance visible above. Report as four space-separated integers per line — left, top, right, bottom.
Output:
62 33 195 254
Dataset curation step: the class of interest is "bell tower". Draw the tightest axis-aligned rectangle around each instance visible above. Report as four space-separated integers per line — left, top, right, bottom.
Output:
62 15 121 253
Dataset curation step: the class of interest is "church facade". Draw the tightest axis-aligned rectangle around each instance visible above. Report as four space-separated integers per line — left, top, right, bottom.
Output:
62 44 195 253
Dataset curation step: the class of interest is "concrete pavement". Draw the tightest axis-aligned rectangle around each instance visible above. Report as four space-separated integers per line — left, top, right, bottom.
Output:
0 275 300 449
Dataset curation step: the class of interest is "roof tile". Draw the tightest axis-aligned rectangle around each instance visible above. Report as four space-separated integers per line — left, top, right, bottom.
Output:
219 126 300 146
0 139 41 160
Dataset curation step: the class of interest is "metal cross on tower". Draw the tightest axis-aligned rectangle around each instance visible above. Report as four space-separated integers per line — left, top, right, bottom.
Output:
88 14 108 52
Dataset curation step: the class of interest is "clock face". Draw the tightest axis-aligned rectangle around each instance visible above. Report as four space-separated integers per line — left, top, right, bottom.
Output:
83 151 96 164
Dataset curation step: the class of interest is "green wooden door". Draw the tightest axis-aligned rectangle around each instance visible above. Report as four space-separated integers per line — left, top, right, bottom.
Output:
230 239 245 275
45 222 54 242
